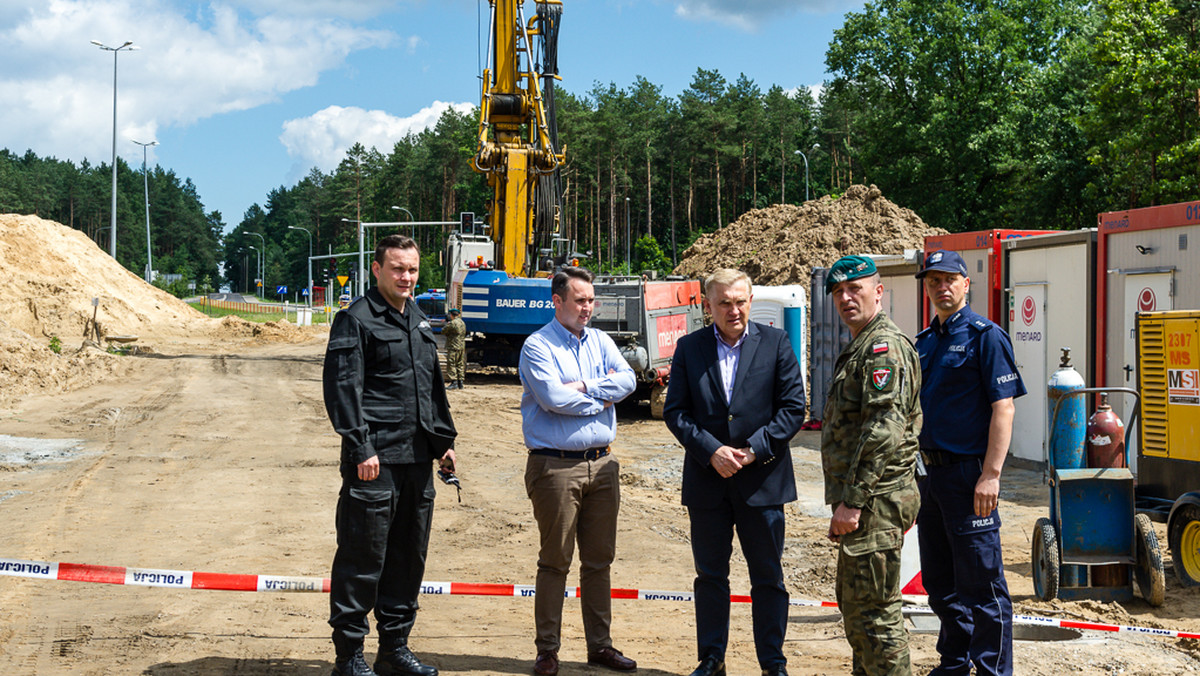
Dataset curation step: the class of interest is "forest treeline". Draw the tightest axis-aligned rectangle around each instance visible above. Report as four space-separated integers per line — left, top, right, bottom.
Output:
2 0 1196 297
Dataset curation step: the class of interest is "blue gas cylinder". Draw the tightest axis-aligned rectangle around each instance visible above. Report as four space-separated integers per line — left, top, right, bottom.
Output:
1047 347 1086 471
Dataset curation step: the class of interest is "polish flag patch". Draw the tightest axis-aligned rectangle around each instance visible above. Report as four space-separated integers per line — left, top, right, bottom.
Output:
872 342 889 354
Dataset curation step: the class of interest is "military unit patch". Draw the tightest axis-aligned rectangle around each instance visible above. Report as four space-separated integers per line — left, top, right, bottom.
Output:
872 367 893 390
872 342 889 354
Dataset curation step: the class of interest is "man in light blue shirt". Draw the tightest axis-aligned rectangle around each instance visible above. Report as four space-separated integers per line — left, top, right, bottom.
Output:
519 266 637 676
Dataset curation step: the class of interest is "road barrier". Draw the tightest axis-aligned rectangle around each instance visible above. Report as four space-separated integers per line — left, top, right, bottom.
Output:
2 555 1196 641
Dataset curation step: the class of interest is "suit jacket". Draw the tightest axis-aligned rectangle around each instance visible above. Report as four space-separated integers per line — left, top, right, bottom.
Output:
664 321 806 508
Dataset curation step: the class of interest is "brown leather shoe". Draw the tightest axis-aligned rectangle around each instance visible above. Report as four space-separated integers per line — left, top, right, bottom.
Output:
587 646 637 672
533 650 559 676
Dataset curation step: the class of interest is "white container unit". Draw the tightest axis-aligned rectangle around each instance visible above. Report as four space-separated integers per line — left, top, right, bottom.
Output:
874 251 923 339
1002 229 1097 465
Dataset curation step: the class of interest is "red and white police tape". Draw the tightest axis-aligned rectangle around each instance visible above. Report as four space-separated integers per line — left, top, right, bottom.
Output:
3 555 1198 640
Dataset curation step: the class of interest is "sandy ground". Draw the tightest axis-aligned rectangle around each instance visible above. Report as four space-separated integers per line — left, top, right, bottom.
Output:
3 337 1200 675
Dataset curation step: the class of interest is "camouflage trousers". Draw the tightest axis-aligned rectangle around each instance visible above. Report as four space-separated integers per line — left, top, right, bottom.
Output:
835 480 920 676
445 348 465 381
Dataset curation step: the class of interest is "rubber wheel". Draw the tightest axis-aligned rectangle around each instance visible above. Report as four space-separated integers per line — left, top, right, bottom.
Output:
1134 513 1166 606
649 383 667 420
1032 517 1059 601
1169 504 1200 586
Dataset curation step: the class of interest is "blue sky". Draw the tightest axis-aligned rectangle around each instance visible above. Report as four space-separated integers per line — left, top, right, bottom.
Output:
1 0 861 231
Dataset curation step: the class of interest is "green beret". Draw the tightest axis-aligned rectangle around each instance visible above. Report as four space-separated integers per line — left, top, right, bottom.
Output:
825 255 877 294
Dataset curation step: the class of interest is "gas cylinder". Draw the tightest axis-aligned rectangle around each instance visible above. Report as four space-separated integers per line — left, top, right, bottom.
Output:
1086 393 1126 469
1047 347 1089 590
1047 347 1087 471
1087 392 1130 588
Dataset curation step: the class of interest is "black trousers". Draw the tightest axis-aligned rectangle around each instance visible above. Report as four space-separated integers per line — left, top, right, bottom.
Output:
329 461 435 655
688 487 789 671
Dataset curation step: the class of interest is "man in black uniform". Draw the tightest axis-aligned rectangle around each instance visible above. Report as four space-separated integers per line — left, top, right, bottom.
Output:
323 234 458 676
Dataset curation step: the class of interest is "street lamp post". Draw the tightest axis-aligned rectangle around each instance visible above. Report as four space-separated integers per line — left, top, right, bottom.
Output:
793 149 810 203
625 197 631 274
92 39 136 260
793 143 821 203
391 206 414 239
288 225 314 308
132 139 157 283
247 245 259 295
246 231 266 297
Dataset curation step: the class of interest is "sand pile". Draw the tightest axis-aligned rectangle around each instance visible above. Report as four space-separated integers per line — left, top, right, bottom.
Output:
0 213 207 341
208 316 320 344
673 184 946 285
0 213 321 404
0 318 130 406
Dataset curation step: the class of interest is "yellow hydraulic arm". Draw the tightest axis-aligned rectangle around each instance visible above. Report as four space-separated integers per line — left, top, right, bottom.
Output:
472 0 564 277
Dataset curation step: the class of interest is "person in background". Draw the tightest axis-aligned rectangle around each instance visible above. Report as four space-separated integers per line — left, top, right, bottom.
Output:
821 255 921 676
442 307 467 390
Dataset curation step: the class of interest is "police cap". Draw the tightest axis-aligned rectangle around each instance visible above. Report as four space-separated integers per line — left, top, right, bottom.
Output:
826 255 877 294
916 249 969 278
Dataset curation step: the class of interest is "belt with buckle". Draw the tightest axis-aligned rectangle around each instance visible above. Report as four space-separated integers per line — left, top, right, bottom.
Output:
529 446 610 461
920 449 975 467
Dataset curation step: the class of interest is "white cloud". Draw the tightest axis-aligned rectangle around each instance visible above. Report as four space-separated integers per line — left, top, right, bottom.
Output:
784 84 825 102
225 0 398 21
280 101 475 172
673 0 863 29
0 0 393 166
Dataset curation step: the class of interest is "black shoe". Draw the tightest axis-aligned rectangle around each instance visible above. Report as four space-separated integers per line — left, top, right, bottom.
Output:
456 380 464 389
761 667 788 676
374 646 438 676
332 649 378 676
445 381 459 390
688 656 726 676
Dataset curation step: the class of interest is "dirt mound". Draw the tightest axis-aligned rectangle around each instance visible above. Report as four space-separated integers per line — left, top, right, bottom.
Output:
207 316 318 344
673 184 946 285
0 318 130 406
0 213 323 404
0 213 207 341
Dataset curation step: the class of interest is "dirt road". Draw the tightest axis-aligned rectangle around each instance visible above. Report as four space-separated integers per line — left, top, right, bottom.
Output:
2 337 1199 675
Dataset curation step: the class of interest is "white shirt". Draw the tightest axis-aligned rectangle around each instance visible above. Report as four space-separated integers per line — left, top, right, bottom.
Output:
714 325 747 404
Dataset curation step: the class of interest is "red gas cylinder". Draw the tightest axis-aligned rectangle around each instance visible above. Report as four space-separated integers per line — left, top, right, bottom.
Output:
1086 393 1126 469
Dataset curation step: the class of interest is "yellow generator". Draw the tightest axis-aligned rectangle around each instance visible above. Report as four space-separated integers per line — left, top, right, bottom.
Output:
1137 310 1200 584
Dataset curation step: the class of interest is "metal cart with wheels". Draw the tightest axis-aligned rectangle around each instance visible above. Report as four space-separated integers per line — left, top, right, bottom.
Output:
1032 376 1165 606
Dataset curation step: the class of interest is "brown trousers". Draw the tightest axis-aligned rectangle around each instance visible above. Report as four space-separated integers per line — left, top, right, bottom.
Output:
524 452 621 653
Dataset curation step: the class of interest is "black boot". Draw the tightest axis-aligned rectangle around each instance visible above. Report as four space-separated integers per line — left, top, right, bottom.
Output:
374 645 438 676
456 380 464 389
331 647 378 676
445 380 459 390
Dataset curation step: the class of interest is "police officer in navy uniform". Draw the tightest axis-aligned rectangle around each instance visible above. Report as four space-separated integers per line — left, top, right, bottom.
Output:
914 250 1025 676
324 234 457 676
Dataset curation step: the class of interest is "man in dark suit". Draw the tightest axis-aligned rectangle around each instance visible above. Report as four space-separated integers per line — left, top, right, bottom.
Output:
664 268 807 676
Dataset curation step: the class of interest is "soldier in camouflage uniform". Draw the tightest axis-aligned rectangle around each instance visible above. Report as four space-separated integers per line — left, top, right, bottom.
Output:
442 308 466 390
820 255 922 676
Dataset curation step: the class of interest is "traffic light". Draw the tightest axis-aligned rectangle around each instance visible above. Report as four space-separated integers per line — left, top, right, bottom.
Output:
460 211 474 233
